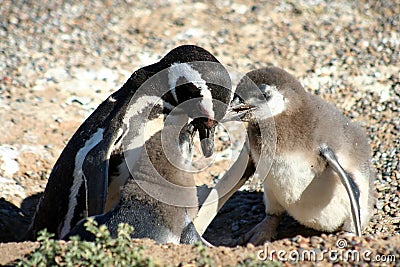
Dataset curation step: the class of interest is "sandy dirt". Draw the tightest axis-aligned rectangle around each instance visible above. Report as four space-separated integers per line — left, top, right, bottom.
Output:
0 0 399 266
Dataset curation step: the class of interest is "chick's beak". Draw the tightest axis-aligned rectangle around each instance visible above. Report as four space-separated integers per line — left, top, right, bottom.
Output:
222 102 257 122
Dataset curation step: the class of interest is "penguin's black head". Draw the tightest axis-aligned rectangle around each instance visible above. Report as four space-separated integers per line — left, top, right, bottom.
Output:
160 45 232 157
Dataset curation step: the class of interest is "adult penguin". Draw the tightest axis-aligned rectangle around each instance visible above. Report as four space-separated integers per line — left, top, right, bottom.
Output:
26 45 233 242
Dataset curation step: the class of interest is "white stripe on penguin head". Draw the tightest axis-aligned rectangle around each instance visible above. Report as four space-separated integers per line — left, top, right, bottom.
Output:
168 63 215 119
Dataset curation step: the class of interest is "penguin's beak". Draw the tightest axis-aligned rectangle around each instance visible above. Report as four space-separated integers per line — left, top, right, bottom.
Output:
199 122 215 158
191 117 216 158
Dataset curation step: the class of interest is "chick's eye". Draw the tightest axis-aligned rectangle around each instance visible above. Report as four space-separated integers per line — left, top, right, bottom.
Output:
256 91 271 101
263 90 272 100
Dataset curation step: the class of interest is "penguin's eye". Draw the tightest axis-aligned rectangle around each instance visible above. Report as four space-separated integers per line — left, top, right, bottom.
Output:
257 84 273 101
175 82 202 103
263 90 272 101
186 82 199 95
255 90 272 101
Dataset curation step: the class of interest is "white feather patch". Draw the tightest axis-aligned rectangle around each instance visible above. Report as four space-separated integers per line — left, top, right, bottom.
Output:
122 95 163 126
61 128 104 238
123 113 166 181
267 153 316 206
143 115 165 141
268 87 286 116
111 127 124 152
253 85 287 118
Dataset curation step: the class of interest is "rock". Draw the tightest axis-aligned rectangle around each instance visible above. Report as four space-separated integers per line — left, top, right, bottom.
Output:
0 145 19 177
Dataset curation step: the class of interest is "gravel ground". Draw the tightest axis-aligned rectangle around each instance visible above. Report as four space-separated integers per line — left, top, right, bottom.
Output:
0 0 399 265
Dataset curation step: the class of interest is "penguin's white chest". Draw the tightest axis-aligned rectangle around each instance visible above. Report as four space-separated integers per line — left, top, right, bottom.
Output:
264 152 349 231
266 153 317 205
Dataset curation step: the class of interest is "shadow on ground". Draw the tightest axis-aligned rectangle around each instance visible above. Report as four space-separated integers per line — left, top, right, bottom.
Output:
0 190 323 245
205 191 323 246
0 194 41 242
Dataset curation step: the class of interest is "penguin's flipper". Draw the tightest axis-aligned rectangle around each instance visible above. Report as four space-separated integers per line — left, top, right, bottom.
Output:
194 143 255 235
81 131 115 216
319 144 362 236
181 223 214 247
63 212 114 241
